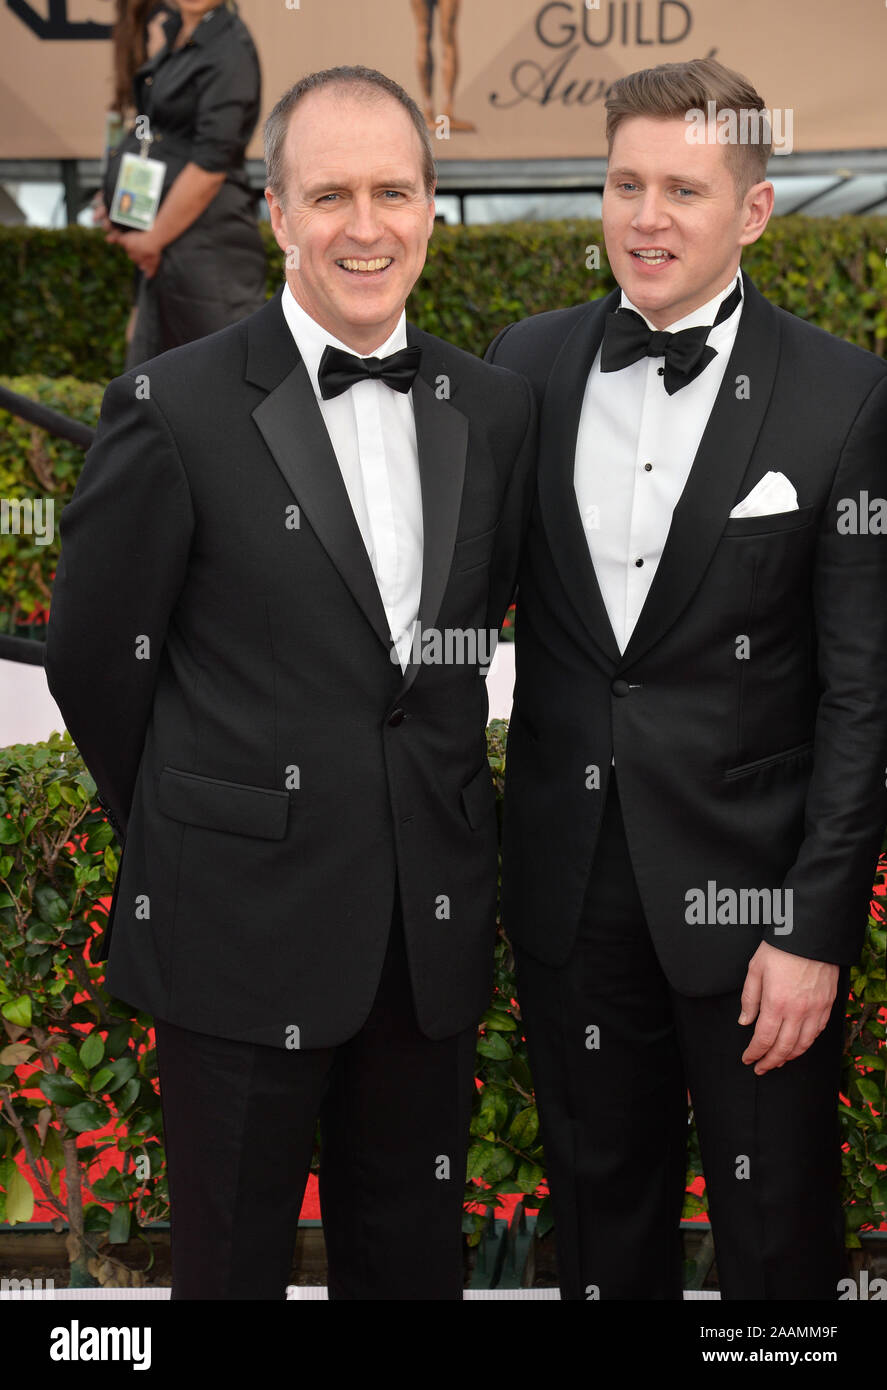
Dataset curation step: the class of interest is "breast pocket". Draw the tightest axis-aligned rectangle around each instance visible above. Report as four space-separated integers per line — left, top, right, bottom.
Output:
721 505 816 538
452 523 499 575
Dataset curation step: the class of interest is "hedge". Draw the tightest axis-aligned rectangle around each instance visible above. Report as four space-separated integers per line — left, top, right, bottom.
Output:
0 216 886 382
1 728 884 1290
2 216 887 633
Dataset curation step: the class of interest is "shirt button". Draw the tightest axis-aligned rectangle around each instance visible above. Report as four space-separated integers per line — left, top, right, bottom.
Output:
387 708 406 727
643 462 653 472
145 76 153 85
635 558 644 568
657 367 665 376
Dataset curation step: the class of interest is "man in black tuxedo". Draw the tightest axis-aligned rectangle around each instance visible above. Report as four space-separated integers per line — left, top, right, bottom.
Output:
45 65 535 1300
487 57 887 1300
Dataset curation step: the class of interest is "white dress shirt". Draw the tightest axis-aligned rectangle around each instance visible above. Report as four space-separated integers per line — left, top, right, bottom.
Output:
574 273 744 654
280 282 423 670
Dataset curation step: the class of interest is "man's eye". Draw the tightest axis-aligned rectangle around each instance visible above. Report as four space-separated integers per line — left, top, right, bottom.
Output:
382 190 405 199
617 182 638 193
674 188 695 197
318 194 339 203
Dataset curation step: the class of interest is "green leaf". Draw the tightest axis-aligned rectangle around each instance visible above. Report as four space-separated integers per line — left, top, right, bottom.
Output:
108 1202 132 1244
83 1204 111 1232
476 1031 513 1061
116 1077 141 1114
508 1104 539 1149
38 1071 85 1106
41 1126 64 1169
481 1145 515 1183
101 1056 137 1093
1 995 31 1027
515 1160 545 1192
79 1031 104 1070
480 1009 517 1032
2 1164 34 1225
855 1077 883 1106
91 1169 127 1202
0 819 21 844
91 1066 114 1094
85 822 115 851
64 1100 112 1133
34 885 69 925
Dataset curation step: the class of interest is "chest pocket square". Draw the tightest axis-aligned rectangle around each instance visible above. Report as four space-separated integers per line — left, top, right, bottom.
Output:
729 471 798 519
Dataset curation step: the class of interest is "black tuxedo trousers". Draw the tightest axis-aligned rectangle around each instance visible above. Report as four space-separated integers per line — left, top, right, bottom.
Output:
154 884 478 1300
515 775 849 1300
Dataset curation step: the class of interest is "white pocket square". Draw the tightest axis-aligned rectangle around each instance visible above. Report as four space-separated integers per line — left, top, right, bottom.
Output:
729 471 798 519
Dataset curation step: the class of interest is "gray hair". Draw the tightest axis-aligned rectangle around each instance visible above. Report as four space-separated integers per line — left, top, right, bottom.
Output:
264 65 437 208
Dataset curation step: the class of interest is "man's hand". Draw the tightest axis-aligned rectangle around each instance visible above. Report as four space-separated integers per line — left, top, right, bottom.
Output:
105 228 164 278
738 940 839 1075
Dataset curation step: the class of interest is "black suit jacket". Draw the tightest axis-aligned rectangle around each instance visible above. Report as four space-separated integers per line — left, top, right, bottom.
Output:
487 270 887 994
45 286 536 1046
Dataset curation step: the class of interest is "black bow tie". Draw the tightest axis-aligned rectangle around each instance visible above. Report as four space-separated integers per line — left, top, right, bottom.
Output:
317 343 421 400
600 280 742 395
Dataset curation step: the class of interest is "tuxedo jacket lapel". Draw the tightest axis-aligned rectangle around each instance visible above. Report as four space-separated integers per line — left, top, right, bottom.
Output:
397 327 469 698
248 293 470 682
620 271 781 669
539 289 623 670
248 290 394 653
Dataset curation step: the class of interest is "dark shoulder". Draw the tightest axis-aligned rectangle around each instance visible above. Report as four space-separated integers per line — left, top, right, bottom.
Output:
112 310 258 414
409 324 533 415
771 301 887 395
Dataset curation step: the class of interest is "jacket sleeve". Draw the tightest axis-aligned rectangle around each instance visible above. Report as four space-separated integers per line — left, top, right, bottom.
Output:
190 33 261 173
776 373 887 963
45 374 195 838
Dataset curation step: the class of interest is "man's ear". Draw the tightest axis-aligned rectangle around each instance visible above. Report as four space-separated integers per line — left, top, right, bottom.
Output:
265 187 288 253
739 179 774 248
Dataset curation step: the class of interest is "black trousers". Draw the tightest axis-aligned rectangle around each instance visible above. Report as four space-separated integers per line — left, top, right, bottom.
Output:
154 888 478 1299
514 775 849 1301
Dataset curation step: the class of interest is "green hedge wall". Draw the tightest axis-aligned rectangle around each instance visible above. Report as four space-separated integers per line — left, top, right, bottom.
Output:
2 215 887 629
1 216 885 382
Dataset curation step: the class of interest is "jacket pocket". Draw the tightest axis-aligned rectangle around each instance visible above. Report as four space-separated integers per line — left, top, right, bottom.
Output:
452 523 499 574
460 761 496 830
721 505 816 538
723 742 814 781
158 766 290 839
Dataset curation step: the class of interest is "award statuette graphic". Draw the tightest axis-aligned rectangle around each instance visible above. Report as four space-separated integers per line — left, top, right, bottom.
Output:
409 0 476 133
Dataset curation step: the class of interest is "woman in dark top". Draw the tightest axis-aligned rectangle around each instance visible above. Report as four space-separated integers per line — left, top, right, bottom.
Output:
102 0 267 368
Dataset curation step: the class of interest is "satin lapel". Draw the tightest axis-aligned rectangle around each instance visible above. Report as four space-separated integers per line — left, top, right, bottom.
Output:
248 291 393 652
397 328 469 697
539 290 623 670
619 272 781 670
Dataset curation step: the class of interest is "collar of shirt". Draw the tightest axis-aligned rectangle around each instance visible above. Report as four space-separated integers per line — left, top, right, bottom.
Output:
280 282 409 404
618 271 744 354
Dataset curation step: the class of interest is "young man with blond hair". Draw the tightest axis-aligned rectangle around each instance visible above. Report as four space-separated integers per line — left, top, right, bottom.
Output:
488 56 887 1300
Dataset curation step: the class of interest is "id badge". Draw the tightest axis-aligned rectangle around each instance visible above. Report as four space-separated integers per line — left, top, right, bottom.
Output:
109 148 167 231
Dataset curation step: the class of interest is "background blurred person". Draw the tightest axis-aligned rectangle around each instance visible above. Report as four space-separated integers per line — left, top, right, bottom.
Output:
100 0 266 368
93 0 177 352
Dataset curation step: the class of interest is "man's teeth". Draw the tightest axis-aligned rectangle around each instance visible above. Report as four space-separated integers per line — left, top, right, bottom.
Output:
632 250 673 263
338 257 392 272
